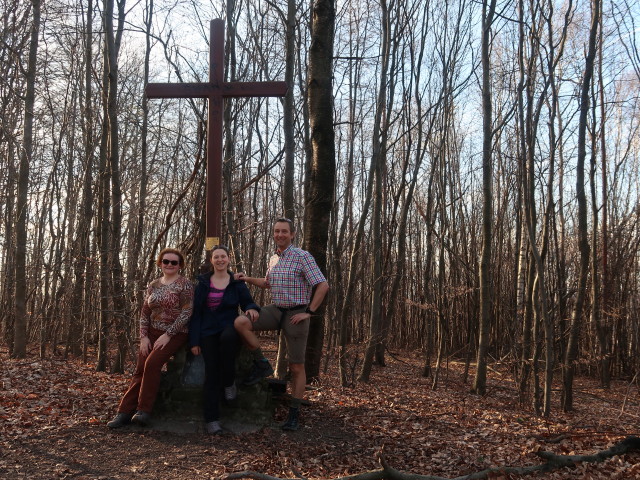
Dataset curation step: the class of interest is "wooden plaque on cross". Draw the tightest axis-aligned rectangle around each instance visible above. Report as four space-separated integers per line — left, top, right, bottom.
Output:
146 19 287 250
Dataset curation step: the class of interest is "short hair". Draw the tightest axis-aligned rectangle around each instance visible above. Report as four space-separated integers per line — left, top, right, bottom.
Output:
156 247 185 268
274 217 295 233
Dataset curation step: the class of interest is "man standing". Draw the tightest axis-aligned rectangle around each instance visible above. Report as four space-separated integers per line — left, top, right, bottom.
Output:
235 217 329 431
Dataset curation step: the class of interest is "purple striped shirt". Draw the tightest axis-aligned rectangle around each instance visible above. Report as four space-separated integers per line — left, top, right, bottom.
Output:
206 284 225 310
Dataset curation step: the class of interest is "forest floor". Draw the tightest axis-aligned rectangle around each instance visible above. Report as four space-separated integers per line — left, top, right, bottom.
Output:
1 339 640 480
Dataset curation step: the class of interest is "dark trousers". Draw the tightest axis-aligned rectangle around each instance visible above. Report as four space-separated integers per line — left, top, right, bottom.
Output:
201 325 240 422
118 328 187 414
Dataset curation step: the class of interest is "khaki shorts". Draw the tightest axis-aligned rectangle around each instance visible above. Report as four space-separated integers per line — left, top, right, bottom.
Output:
251 304 308 364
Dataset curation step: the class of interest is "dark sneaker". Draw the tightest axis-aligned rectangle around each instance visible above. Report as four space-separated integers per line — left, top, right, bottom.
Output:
131 411 151 426
206 421 223 435
107 412 132 429
243 359 274 386
281 407 299 431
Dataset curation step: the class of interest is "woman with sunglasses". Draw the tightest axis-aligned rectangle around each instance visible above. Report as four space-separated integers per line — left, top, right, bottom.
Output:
189 245 259 435
107 247 194 428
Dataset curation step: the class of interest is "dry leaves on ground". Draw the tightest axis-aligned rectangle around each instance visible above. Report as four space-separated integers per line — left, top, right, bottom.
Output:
1 342 639 480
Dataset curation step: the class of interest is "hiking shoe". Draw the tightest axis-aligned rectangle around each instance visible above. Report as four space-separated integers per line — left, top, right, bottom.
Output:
131 411 151 426
107 412 132 429
206 421 223 435
224 382 237 401
281 407 299 431
243 359 274 385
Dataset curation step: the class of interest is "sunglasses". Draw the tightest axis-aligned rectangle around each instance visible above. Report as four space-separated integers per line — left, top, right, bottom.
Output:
162 259 179 266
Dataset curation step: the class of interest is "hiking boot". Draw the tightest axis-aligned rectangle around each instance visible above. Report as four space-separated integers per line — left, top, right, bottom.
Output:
224 382 237 401
206 421 223 435
281 407 299 431
243 359 274 386
107 412 132 429
131 411 151 426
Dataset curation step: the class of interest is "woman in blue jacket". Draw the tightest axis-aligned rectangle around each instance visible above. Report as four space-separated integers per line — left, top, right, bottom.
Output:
189 245 260 434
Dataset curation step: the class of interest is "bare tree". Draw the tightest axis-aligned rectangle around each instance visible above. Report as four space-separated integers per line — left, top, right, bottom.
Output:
303 0 336 381
472 0 497 395
562 0 600 412
13 0 41 359
358 0 392 383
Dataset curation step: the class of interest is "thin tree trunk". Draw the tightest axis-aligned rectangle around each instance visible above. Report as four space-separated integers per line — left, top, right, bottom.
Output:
337 22 362 386
282 0 296 221
104 0 128 374
3 111 17 353
224 3 238 251
562 0 600 412
472 0 497 395
80 6 97 360
124 0 151 346
594 10 610 388
13 0 41 359
96 3 113 372
275 0 298 380
359 0 390 383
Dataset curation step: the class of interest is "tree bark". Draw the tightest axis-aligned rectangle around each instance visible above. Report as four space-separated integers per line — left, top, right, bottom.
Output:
303 0 336 382
13 0 41 359
472 0 497 395
282 0 296 221
124 0 152 353
562 0 600 412
103 0 128 374
358 0 391 383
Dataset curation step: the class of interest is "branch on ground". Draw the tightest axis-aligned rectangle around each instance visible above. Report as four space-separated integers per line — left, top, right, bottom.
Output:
223 436 640 480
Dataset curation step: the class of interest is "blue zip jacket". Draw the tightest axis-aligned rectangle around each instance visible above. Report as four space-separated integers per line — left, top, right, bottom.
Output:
189 271 260 347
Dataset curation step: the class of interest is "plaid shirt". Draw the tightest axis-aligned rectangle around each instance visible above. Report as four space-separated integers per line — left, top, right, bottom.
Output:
266 245 326 308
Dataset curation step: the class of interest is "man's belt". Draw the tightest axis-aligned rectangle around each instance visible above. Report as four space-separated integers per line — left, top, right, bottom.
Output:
276 304 307 312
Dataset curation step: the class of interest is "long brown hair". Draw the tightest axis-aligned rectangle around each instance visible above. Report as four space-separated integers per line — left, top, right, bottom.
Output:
202 245 232 275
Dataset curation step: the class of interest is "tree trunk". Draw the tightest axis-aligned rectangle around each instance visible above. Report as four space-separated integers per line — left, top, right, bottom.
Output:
282 0 296 221
358 0 391 383
13 0 41 359
124 0 151 348
472 0 497 395
103 0 128 374
594 11 610 388
562 0 600 412
275 0 298 381
3 110 17 353
336 26 363 386
359 130 384 382
69 0 96 360
303 0 336 382
223 4 238 250
96 3 113 372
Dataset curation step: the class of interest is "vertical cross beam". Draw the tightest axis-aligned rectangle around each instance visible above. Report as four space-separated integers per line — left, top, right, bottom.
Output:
146 19 287 250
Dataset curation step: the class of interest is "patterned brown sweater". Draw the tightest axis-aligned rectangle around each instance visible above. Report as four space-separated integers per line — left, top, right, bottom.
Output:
139 275 194 337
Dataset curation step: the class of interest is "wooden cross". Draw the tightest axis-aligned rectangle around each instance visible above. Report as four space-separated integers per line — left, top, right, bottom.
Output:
146 19 287 250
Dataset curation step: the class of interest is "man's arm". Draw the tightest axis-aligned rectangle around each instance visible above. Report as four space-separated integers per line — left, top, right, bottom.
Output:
307 281 329 313
236 272 270 289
